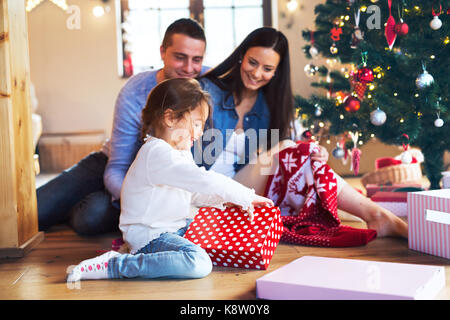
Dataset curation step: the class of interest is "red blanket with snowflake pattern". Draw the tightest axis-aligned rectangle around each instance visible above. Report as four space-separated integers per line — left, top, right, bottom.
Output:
264 142 376 247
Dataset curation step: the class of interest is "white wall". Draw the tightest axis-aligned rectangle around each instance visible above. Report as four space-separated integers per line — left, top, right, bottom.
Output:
27 0 324 136
27 0 126 136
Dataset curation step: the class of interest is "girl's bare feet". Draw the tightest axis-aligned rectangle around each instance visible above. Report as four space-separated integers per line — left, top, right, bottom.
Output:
337 183 408 239
365 209 408 239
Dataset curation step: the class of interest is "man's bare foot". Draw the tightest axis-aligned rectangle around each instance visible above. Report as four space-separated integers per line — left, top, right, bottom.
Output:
366 209 408 238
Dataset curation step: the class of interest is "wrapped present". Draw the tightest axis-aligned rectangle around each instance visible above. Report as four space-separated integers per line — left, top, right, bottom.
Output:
256 256 445 300
408 190 450 259
371 191 407 217
184 206 283 269
365 183 423 198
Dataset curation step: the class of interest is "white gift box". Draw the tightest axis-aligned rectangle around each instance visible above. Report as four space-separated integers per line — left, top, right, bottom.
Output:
408 190 450 259
256 256 445 300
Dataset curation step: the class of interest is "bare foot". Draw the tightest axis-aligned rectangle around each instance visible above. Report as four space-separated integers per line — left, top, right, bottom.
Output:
366 209 408 239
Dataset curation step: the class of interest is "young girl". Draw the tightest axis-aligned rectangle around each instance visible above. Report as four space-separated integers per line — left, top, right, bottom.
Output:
67 78 273 281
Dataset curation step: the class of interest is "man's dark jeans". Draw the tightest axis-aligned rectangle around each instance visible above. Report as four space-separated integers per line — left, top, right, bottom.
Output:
37 152 120 235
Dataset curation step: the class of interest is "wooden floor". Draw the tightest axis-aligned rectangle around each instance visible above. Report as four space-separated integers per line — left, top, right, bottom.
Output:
0 220 449 300
1 176 448 300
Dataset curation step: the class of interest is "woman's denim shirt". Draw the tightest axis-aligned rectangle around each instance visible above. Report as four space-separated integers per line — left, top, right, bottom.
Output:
194 78 271 173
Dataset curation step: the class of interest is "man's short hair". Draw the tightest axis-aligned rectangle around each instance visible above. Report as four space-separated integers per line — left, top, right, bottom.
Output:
161 18 206 49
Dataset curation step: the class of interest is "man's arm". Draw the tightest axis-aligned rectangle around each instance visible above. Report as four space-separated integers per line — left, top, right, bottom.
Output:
104 79 144 200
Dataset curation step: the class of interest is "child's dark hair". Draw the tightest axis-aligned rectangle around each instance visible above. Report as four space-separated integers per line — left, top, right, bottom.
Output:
141 78 211 141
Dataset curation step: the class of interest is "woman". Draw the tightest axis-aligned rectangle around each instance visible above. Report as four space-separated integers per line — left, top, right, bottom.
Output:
197 27 407 238
196 27 300 190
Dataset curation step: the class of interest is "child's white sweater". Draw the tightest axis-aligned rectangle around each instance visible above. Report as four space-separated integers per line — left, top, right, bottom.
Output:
119 137 256 253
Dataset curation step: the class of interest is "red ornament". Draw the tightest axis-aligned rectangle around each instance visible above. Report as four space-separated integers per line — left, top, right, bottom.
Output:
330 27 343 41
351 148 362 176
394 20 409 36
350 72 367 101
123 52 134 77
302 130 313 140
356 66 374 84
385 0 397 49
353 81 367 100
343 96 361 113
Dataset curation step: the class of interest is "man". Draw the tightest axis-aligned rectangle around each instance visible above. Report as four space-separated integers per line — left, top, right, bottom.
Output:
37 18 208 235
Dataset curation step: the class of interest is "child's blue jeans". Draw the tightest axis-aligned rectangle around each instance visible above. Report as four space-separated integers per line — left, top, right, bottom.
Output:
107 220 212 279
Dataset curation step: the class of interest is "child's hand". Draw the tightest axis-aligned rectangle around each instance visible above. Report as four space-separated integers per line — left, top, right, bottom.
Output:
311 145 329 163
246 195 274 222
223 202 239 208
251 195 274 208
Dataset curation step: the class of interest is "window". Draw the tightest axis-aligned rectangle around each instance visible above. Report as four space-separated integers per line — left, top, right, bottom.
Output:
119 0 272 77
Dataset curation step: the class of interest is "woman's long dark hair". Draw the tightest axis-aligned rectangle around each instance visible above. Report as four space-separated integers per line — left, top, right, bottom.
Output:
200 27 295 142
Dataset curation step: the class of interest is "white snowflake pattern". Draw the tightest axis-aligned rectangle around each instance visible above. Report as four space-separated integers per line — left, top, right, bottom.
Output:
281 152 298 173
316 178 327 193
304 188 316 208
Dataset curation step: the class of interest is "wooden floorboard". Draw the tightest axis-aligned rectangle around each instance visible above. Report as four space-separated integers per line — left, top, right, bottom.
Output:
0 221 449 300
2 176 448 300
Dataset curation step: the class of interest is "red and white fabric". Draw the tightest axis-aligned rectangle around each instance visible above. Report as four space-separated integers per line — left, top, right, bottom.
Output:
264 142 377 247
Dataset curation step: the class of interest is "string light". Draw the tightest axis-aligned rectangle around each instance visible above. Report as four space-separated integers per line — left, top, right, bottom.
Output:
373 66 383 73
400 118 404 123
444 37 450 45
339 114 344 120
93 5 105 17
287 0 298 12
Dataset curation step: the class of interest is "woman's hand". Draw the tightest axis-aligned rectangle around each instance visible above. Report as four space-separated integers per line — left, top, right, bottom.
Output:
311 145 329 163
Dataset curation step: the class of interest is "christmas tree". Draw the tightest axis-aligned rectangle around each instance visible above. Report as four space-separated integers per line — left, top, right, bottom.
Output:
296 0 449 189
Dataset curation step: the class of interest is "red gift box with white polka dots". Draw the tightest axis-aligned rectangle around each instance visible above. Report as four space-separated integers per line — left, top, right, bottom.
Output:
184 206 283 270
